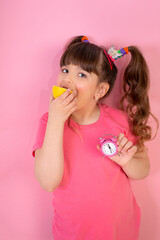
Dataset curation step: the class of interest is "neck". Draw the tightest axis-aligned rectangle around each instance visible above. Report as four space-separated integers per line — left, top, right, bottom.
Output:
70 103 100 125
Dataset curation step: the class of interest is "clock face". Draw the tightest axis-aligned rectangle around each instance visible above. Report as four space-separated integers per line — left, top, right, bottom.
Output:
102 142 117 156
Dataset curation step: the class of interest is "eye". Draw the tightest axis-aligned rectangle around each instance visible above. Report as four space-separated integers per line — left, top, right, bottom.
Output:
78 73 86 78
61 68 68 73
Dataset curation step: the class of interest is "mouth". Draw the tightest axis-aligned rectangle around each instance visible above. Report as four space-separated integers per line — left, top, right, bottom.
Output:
61 85 74 91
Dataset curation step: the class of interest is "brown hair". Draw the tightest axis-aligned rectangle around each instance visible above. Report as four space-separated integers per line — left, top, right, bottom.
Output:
60 35 159 151
120 46 159 150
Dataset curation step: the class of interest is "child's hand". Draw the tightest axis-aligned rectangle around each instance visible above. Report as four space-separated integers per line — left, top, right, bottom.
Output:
48 88 78 124
97 133 137 167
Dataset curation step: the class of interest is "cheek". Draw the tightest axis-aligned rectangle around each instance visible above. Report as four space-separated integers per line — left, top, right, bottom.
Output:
56 75 62 86
76 85 88 99
76 83 88 93
76 84 93 102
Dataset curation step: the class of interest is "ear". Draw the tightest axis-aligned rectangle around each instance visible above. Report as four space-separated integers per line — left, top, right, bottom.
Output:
96 82 110 99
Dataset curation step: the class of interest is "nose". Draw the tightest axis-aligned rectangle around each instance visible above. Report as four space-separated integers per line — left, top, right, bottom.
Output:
65 78 72 84
61 76 73 89
64 72 73 82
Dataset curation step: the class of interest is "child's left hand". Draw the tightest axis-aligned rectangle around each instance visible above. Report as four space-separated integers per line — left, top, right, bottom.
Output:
97 133 137 167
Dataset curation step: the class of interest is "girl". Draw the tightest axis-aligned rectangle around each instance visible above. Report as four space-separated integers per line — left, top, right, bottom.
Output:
32 36 158 240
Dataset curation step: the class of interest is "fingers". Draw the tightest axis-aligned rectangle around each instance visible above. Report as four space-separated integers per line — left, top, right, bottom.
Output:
61 89 78 115
50 93 55 103
117 133 133 152
55 88 77 107
116 133 125 144
59 88 75 101
63 91 77 106
121 141 133 152
127 145 137 154
50 88 78 111
97 145 100 151
66 97 78 115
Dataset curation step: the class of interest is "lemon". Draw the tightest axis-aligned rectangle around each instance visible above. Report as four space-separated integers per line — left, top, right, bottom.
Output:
52 86 73 98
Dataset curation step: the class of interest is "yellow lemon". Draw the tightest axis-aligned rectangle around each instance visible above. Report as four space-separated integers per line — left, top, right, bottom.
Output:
52 86 73 98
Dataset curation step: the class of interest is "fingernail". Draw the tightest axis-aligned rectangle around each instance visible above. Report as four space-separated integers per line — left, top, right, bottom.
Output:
118 146 121 151
128 148 133 152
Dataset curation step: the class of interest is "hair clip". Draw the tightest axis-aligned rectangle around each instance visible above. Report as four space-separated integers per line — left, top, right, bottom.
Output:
107 46 129 61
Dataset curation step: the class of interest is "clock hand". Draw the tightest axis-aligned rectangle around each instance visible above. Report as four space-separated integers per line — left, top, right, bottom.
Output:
107 144 113 153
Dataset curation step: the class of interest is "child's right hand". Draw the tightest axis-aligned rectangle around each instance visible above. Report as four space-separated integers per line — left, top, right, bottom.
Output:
48 88 78 124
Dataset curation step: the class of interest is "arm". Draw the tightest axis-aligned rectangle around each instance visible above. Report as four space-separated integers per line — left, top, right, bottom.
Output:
34 119 64 192
121 147 150 180
34 88 78 192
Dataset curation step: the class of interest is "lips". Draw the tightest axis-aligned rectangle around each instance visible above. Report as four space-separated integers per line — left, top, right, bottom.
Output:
61 86 68 89
61 85 73 91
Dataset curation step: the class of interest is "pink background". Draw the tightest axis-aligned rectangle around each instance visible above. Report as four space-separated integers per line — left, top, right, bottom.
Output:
0 0 160 239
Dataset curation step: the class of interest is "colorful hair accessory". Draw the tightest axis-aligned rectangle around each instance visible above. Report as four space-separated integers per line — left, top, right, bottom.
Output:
81 36 90 43
107 46 129 61
103 49 113 70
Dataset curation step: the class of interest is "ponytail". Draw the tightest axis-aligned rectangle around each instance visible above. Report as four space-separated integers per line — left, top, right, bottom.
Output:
120 46 159 151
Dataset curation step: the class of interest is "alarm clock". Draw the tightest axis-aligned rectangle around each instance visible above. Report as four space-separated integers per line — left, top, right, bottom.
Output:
99 134 118 157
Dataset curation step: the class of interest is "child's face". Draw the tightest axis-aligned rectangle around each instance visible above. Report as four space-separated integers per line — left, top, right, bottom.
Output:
57 64 99 108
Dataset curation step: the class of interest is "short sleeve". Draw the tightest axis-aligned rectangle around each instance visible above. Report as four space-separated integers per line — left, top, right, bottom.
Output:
101 104 140 146
32 112 49 158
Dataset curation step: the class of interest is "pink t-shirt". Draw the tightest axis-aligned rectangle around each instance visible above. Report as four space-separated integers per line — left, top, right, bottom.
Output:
32 103 141 240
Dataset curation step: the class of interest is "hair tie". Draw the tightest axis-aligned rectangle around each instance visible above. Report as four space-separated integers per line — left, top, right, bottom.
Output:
81 36 90 43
